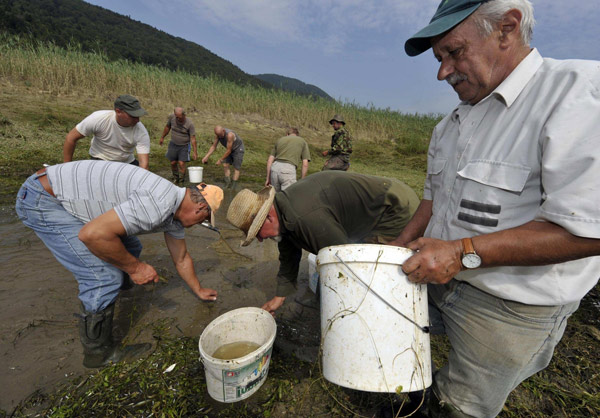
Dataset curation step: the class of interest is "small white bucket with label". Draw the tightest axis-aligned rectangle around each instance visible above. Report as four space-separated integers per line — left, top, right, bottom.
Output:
318 244 431 393
199 307 277 403
188 166 203 183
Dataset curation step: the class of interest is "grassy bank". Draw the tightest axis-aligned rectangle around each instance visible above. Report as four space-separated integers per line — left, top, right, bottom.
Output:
1 34 599 417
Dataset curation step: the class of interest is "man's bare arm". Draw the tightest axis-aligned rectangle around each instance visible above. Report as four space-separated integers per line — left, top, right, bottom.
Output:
63 127 86 162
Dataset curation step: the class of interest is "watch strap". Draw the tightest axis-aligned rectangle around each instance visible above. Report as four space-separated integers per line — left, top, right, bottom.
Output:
462 237 476 255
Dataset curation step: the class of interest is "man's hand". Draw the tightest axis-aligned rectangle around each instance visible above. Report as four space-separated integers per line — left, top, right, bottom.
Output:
401 237 463 285
216 159 222 166
159 137 165 146
196 287 218 301
321 150 328 157
202 156 209 164
192 152 198 161
130 261 160 285
262 296 286 316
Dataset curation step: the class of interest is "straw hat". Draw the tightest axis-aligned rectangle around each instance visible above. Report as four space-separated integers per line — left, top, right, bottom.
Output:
227 186 276 246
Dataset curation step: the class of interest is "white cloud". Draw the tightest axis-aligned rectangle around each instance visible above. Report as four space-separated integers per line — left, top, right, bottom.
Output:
188 0 439 53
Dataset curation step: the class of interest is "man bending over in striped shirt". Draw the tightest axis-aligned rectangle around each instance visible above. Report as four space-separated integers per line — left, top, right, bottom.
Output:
15 160 224 368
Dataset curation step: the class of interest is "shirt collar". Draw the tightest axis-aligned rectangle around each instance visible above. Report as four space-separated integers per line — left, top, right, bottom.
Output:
492 48 543 108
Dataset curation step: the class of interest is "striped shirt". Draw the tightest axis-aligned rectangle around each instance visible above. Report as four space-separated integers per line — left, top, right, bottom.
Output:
47 160 186 239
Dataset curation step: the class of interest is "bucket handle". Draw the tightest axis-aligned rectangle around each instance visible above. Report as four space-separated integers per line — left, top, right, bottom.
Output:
334 251 429 334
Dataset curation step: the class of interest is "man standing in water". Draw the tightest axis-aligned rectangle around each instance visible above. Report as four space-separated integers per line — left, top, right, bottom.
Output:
16 160 223 368
159 107 198 184
202 125 245 190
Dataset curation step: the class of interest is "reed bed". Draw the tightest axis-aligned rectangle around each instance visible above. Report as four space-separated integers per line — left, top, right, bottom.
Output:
0 34 439 151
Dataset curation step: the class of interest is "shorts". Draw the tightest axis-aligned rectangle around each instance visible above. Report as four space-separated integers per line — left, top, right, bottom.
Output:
223 148 244 170
166 142 191 162
270 160 297 192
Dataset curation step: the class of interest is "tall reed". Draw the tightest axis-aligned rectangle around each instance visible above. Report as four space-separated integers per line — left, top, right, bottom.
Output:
0 34 439 153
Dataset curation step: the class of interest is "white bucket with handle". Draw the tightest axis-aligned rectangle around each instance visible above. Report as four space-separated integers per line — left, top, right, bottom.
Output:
317 244 431 393
188 166 203 183
198 307 277 402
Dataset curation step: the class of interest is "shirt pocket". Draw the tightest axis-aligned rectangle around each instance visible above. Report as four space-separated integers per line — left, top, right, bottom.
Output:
456 160 531 229
427 157 447 198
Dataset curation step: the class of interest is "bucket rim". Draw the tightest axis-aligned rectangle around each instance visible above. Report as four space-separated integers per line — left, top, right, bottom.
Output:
198 307 277 364
317 243 413 266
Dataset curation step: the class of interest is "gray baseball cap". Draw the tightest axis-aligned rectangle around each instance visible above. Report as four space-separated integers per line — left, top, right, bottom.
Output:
114 94 147 117
405 0 493 57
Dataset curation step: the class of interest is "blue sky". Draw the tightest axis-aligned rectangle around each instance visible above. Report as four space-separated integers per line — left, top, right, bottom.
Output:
86 0 599 115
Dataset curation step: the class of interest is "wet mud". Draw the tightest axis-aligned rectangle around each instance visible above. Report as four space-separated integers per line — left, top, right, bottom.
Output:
0 188 320 412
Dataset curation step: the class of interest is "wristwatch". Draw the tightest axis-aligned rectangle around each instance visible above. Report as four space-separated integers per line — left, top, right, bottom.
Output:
461 237 481 269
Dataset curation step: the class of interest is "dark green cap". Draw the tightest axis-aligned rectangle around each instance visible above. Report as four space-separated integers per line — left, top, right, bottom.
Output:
405 0 493 57
114 94 147 117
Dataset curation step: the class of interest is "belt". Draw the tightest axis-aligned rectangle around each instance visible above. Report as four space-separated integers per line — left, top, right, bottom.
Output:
36 168 55 197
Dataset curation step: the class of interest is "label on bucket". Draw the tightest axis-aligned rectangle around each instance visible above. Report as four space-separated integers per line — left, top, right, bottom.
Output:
221 347 272 401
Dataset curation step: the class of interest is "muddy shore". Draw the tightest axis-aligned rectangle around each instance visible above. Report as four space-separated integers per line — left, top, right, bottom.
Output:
0 187 319 413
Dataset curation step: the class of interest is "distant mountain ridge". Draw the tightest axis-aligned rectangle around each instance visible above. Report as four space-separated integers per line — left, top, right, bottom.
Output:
255 74 333 100
0 0 263 86
0 0 332 99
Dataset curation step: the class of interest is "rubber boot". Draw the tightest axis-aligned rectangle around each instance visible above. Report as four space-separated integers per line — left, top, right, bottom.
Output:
78 303 151 368
230 180 238 191
120 273 134 291
171 169 180 184
224 176 232 189
178 170 186 185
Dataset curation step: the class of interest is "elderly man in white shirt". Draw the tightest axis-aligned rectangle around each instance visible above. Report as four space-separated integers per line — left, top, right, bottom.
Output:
388 0 600 417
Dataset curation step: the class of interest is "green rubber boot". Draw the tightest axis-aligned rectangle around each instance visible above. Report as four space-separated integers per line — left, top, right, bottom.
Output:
78 303 151 368
224 176 232 189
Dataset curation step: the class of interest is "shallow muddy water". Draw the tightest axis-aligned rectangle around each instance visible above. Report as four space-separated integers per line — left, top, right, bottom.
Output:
0 189 319 412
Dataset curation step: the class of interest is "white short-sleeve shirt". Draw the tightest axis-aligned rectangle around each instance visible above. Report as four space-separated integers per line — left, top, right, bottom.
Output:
76 110 151 163
424 49 600 305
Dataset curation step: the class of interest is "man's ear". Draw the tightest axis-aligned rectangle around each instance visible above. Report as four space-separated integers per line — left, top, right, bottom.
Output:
499 9 522 47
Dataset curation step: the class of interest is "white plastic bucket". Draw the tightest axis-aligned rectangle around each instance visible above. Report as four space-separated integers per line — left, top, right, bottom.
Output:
307 253 319 294
317 244 431 393
199 307 277 402
188 166 203 183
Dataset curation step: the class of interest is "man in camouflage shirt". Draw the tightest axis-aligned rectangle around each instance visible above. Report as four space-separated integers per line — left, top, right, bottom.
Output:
322 114 352 171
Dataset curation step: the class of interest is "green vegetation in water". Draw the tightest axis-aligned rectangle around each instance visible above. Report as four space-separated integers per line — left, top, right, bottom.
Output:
212 341 261 360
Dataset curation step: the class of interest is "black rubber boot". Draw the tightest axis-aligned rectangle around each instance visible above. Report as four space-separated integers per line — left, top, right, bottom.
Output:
78 303 151 368
120 273 134 290
178 170 186 185
171 169 180 184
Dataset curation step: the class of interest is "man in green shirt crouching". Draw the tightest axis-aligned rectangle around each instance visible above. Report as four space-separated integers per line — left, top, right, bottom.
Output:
227 171 420 314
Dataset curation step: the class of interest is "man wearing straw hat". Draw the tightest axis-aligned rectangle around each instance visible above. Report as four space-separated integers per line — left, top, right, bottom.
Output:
15 160 224 368
159 107 198 185
63 94 151 169
321 114 352 171
390 0 600 416
226 171 419 315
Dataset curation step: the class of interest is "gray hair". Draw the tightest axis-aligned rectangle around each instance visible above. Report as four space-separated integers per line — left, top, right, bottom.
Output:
472 0 535 45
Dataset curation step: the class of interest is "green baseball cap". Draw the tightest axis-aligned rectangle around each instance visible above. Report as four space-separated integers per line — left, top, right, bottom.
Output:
405 0 493 57
114 94 147 117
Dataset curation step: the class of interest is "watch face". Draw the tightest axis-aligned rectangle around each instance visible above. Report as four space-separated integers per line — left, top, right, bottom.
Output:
462 253 482 269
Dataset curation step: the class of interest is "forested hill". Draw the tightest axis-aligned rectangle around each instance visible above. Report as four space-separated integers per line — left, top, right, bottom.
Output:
0 0 266 87
255 74 333 100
